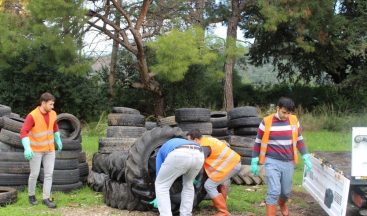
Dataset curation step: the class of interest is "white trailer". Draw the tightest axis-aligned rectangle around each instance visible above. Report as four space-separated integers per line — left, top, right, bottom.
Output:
303 127 367 216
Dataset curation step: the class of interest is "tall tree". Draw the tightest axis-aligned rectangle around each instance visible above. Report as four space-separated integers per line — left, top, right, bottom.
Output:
242 0 367 84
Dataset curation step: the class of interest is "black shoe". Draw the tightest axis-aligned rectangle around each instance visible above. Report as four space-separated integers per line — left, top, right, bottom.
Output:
42 198 56 208
29 195 38 205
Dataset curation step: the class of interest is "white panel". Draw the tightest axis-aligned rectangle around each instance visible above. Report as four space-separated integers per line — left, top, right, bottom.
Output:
352 127 367 177
303 155 350 216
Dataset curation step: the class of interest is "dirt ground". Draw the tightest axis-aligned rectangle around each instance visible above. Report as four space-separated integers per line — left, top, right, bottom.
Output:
56 190 331 216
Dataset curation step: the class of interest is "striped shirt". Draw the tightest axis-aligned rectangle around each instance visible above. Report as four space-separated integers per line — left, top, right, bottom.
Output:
252 114 307 161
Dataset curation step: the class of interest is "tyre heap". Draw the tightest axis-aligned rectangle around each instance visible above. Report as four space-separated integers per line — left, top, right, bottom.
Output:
210 111 228 141
176 108 212 135
88 107 146 193
227 106 265 185
0 103 87 192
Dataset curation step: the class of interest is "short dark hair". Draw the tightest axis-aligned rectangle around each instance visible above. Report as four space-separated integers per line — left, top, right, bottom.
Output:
277 97 295 112
39 92 55 105
187 129 202 139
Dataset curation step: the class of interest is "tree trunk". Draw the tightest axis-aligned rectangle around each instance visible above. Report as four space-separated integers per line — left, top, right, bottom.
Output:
223 0 242 111
108 6 121 100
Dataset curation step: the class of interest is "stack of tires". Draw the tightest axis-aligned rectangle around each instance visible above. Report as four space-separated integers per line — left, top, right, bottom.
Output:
158 116 176 127
88 107 146 193
102 125 207 212
39 113 86 192
0 105 28 189
227 106 265 185
176 108 212 135
210 111 228 141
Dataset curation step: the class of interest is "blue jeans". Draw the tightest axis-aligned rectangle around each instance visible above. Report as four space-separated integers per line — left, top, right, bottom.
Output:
264 157 294 205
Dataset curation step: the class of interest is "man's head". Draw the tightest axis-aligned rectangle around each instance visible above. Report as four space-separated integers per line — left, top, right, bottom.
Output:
276 97 295 120
39 92 55 113
186 129 202 142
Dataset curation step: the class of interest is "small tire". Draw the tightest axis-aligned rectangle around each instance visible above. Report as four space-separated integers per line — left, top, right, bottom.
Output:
0 186 17 206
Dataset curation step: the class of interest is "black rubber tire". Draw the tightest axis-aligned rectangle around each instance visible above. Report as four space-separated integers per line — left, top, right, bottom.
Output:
48 159 79 170
228 117 262 128
0 152 26 162
234 127 258 136
107 114 145 127
228 136 255 148
145 121 157 130
39 168 80 185
0 173 28 186
56 151 80 160
2 116 24 133
98 137 136 154
175 108 210 122
103 180 147 211
50 181 83 193
231 146 253 157
108 151 128 182
92 153 110 174
87 170 109 192
0 162 29 174
0 186 17 206
0 129 21 148
125 126 207 211
177 122 212 135
211 128 228 137
210 111 228 128
56 113 81 141
62 138 81 151
0 105 11 117
106 126 146 138
228 106 258 120
0 142 23 153
78 162 89 177
241 156 252 165
78 151 86 163
111 107 140 115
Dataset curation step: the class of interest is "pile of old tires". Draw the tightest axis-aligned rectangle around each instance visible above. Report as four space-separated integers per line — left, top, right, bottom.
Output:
0 105 29 191
88 107 207 213
88 107 146 193
176 108 212 135
227 106 265 185
210 111 229 141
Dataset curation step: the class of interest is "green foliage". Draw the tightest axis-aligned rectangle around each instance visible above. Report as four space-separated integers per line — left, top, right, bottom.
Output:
148 26 218 82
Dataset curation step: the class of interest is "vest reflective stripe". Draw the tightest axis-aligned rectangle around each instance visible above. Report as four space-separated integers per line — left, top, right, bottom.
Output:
29 130 53 138
29 107 56 152
200 136 240 182
259 114 299 164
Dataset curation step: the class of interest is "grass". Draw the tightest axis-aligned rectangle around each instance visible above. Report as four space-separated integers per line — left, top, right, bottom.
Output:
1 111 358 215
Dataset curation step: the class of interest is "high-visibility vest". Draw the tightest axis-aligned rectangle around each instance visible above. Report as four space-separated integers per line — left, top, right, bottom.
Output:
199 136 240 182
29 107 56 152
259 114 299 164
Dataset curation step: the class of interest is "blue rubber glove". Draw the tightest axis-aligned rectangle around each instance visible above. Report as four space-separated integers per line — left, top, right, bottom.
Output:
149 198 158 208
21 137 33 160
54 132 63 152
251 157 259 176
302 154 313 172
193 179 200 186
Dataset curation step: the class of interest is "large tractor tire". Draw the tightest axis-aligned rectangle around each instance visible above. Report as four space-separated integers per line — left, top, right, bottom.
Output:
125 126 207 213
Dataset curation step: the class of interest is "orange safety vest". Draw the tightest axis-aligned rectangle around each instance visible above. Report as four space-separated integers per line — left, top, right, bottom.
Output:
259 114 299 164
29 107 56 152
199 136 240 182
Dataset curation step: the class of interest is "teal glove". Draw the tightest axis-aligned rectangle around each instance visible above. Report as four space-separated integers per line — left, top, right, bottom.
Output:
21 137 33 160
149 198 158 208
251 157 259 176
302 154 313 172
54 132 63 152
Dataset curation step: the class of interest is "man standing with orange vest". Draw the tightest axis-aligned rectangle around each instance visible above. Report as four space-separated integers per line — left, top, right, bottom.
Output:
251 97 312 216
20 92 63 208
187 129 241 216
